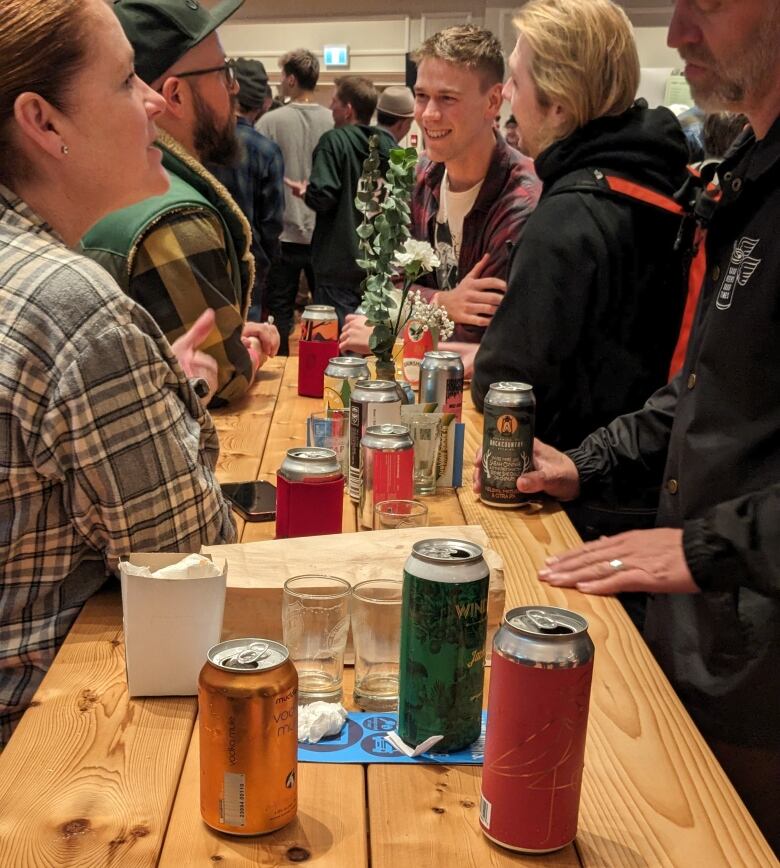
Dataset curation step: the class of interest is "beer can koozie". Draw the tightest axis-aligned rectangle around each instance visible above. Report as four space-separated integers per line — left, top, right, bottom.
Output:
359 424 414 528
324 356 370 412
398 539 489 752
276 447 344 538
199 639 298 836
348 379 402 502
480 607 595 853
481 381 535 507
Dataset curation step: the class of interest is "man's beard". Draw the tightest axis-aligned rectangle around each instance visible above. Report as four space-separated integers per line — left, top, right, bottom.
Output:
191 87 239 166
681 12 779 112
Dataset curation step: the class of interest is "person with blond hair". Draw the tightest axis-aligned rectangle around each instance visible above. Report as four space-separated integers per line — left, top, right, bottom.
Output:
472 0 690 537
0 0 236 746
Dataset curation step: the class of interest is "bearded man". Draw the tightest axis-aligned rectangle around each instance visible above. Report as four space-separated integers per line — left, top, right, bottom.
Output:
80 0 279 405
498 0 780 850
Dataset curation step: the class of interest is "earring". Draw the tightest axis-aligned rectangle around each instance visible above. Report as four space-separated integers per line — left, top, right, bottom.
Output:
61 143 69 155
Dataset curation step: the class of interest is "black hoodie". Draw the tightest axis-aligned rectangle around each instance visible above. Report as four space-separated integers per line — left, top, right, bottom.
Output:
472 103 690 454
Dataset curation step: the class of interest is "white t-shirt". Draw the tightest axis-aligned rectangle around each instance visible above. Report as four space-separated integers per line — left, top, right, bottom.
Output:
434 170 484 289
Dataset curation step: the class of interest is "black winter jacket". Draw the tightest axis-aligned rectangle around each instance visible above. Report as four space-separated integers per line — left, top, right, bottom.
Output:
472 103 690 451
569 117 780 748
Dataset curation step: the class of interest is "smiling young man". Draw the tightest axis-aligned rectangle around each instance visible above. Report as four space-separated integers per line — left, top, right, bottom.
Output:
497 0 780 847
80 0 279 406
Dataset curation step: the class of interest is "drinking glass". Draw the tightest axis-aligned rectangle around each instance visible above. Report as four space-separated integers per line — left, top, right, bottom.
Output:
282 575 351 703
351 579 402 711
307 410 349 475
374 499 429 530
409 416 442 495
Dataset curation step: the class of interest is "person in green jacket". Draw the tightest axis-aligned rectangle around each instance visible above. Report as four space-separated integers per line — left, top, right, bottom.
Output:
287 76 393 328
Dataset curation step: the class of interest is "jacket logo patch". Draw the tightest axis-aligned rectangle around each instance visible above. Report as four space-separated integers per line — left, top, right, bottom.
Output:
716 236 761 310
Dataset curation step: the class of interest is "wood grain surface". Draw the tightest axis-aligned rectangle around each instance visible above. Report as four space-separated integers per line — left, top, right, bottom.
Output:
0 589 197 867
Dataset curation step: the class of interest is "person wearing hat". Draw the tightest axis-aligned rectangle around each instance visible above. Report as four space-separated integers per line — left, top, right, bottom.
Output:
375 85 415 144
208 58 284 321
80 0 279 406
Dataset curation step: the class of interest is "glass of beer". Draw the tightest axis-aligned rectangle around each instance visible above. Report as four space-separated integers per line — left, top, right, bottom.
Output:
282 575 351 703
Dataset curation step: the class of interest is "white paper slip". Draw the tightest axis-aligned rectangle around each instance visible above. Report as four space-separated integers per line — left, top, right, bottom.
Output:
383 730 444 757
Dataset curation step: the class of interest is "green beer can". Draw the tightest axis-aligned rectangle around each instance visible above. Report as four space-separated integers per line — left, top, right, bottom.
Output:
398 539 490 752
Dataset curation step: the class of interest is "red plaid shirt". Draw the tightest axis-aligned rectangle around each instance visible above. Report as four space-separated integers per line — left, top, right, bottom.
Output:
411 135 541 342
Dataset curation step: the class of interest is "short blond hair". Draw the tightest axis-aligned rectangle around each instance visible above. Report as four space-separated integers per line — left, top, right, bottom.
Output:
414 25 504 90
513 0 639 138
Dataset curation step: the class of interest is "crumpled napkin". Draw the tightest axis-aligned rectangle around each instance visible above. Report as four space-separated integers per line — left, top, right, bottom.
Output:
298 701 348 743
121 553 222 579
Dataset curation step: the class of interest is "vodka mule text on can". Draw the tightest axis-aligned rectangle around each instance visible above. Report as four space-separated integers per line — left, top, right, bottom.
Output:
348 379 402 502
359 424 414 528
480 607 595 853
199 639 298 836
323 356 370 411
398 539 489 752
419 351 465 421
480 382 535 507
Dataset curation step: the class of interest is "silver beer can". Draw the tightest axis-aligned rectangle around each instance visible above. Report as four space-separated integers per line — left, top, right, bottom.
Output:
348 379 402 502
323 357 371 412
420 350 465 422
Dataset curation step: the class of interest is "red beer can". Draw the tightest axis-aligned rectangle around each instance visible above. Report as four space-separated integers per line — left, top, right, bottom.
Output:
276 447 344 538
480 606 595 853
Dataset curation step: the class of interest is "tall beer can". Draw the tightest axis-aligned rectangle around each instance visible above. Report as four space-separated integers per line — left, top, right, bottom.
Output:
480 607 595 853
420 350 465 421
298 305 339 398
398 539 489 752
276 447 344 538
359 424 414 528
199 639 298 836
323 356 370 412
481 381 535 507
348 379 401 502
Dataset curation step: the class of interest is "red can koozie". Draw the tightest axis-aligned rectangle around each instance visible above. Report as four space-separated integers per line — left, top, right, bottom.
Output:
275 448 344 538
298 340 339 398
480 607 594 854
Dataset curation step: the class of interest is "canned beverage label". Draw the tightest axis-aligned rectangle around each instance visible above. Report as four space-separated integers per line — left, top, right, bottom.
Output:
301 305 339 342
420 351 464 422
402 320 435 387
359 426 414 527
481 383 535 508
348 388 401 501
398 541 489 752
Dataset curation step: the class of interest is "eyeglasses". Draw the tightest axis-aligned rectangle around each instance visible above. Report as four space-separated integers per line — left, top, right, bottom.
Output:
175 60 236 88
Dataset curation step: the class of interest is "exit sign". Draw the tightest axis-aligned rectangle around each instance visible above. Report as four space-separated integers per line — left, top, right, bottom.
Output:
324 45 349 68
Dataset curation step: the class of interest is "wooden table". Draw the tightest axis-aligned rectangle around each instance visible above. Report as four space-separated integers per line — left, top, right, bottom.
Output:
0 356 775 867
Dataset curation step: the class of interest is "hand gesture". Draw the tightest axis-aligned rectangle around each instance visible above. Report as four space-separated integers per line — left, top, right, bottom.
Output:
170 308 219 401
284 177 308 199
538 528 699 595
436 254 506 327
242 321 280 376
339 314 372 355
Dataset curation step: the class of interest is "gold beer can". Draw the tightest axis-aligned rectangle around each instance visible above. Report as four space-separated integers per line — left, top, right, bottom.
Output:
198 639 298 835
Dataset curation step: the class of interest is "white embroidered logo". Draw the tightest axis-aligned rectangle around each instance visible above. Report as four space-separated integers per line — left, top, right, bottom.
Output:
716 237 761 310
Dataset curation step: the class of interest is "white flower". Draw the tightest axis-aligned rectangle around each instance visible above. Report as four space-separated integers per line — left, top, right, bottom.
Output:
393 238 440 272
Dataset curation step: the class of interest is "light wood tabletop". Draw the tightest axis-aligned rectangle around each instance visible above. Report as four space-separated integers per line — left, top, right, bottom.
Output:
0 356 774 868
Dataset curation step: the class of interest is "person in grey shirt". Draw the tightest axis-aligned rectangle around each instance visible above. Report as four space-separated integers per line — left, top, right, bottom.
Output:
257 48 332 353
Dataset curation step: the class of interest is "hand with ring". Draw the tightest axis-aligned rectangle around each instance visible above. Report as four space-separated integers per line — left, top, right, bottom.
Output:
537 528 700 596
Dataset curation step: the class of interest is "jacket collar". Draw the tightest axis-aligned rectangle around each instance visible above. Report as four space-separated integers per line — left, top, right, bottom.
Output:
0 183 64 245
422 134 514 216
156 131 255 299
721 114 780 184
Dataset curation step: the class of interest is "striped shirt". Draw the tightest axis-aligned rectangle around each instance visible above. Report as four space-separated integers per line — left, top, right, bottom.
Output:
0 185 236 746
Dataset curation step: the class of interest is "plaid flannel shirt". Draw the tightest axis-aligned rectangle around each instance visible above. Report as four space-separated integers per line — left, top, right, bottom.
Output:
209 118 285 294
0 186 236 746
410 135 541 342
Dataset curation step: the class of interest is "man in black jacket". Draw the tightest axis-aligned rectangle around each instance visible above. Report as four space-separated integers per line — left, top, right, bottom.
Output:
503 0 780 849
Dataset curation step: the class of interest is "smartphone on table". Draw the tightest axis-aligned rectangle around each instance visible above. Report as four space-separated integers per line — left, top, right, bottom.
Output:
220 481 276 522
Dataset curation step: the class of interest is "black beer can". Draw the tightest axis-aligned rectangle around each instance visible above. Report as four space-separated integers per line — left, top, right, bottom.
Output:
480 382 535 508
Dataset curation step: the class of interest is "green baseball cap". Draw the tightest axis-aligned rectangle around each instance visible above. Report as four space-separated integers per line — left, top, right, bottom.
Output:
113 0 245 85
